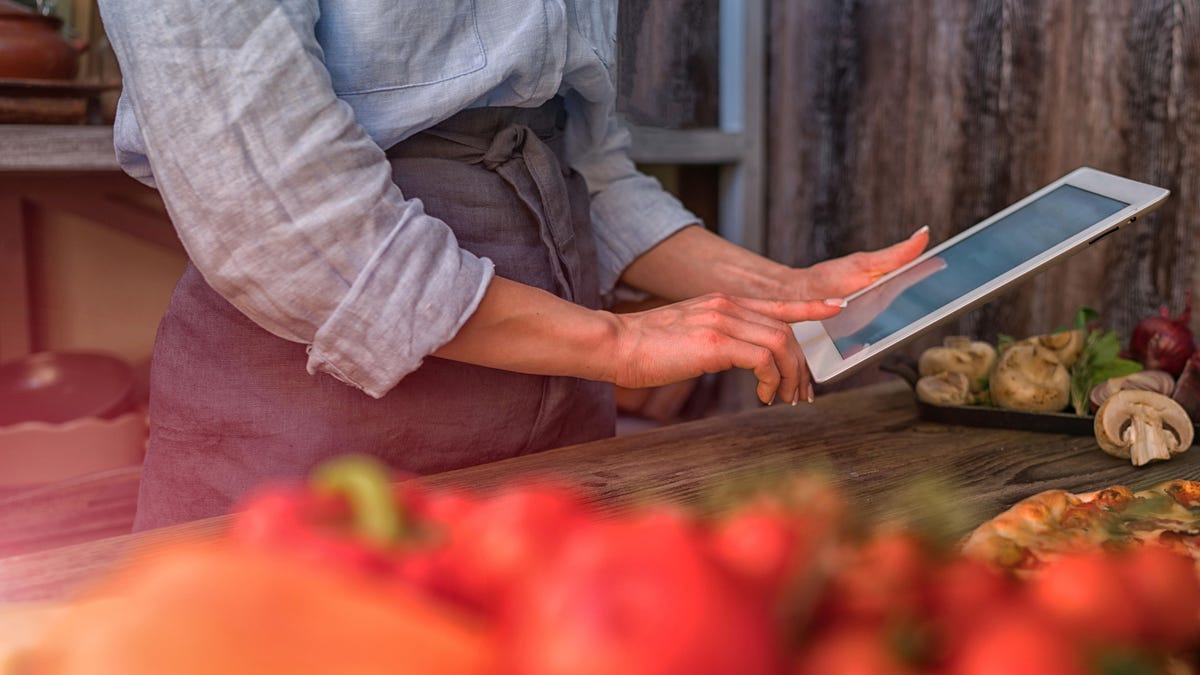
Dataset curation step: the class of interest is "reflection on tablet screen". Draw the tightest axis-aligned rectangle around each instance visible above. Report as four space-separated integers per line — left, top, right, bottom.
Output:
824 185 1128 357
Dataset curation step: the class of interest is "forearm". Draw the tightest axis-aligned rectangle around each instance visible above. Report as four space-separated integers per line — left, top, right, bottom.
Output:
432 276 620 382
435 274 848 405
618 226 800 302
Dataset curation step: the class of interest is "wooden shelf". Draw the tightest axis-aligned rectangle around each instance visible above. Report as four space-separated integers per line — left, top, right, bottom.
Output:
0 125 119 172
627 125 746 165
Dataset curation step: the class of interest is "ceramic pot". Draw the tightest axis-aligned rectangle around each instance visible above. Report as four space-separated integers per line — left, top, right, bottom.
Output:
0 0 85 80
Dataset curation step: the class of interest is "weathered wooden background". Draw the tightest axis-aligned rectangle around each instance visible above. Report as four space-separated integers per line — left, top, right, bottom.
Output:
619 0 1200 395
618 0 720 129
771 0 1200 390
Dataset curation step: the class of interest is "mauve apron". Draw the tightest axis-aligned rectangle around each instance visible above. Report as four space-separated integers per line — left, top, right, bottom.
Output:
135 98 616 530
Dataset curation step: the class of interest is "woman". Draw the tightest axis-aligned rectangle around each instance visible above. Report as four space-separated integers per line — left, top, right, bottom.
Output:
97 0 929 529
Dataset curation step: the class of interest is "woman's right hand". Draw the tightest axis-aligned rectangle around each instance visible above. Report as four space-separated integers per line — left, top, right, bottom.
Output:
604 293 846 405
435 278 844 406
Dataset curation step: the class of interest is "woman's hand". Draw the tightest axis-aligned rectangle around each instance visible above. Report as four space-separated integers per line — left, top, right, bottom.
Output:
605 293 846 405
785 227 930 300
435 279 843 405
437 227 929 408
619 225 930 305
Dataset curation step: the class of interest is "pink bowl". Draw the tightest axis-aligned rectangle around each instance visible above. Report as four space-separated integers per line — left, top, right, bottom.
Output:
0 410 147 488
0 352 134 426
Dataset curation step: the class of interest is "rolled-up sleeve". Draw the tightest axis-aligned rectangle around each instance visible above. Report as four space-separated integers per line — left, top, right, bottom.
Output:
99 0 493 398
562 93 700 297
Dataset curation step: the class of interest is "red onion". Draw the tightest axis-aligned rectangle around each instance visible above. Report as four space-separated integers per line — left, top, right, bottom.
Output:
1174 350 1200 421
1088 369 1176 412
1129 292 1197 377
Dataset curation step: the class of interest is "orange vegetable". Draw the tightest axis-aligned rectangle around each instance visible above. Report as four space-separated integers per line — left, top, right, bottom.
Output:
26 543 497 675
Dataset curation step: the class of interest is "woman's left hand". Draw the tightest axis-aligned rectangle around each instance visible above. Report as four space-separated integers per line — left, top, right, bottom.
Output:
786 226 930 299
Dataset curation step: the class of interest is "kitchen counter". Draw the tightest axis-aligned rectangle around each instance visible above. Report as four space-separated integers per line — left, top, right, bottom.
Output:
5 378 1200 602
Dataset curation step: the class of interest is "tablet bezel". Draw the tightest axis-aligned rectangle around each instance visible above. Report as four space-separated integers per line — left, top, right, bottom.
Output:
792 167 1170 384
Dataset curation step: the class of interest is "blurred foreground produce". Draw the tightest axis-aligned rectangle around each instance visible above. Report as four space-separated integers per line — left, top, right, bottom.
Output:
27 544 496 675
19 456 1200 675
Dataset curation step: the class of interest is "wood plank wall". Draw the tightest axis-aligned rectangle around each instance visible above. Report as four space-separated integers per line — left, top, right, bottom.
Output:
617 0 720 129
769 0 1200 390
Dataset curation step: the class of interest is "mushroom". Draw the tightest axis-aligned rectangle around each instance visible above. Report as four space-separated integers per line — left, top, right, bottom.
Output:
916 372 975 406
1094 390 1194 466
1028 329 1085 368
918 336 997 392
989 343 1071 412
1002 330 1086 368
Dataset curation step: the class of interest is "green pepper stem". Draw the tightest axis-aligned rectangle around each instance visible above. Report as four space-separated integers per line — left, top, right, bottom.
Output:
311 455 402 545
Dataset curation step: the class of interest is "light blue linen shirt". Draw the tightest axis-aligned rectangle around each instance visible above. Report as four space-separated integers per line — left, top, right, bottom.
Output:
97 0 697 397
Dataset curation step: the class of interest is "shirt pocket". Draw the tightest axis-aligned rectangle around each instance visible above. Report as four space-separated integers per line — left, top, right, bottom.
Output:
316 0 486 95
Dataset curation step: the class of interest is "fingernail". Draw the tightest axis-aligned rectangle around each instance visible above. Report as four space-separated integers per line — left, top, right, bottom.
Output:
824 298 847 308
911 225 930 238
767 393 775 406
791 387 801 406
807 383 815 403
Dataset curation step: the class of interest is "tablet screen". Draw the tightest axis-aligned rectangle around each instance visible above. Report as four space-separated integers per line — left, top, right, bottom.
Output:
823 185 1128 357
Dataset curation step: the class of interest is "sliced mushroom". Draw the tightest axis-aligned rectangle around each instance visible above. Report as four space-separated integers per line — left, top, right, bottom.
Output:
916 372 975 406
1094 390 1195 467
989 344 1071 412
918 336 996 392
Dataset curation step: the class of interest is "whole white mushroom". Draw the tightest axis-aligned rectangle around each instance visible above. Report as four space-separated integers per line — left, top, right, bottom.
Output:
989 344 1070 413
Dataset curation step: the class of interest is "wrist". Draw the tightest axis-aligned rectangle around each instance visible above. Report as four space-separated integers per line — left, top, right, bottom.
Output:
577 310 625 384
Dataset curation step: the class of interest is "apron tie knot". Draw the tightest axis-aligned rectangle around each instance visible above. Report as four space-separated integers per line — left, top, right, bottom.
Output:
481 124 527 171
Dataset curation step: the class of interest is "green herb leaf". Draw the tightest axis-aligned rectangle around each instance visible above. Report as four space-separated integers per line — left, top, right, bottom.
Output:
1090 331 1122 364
1068 316 1142 415
1091 358 1144 383
1071 363 1094 415
1075 306 1099 331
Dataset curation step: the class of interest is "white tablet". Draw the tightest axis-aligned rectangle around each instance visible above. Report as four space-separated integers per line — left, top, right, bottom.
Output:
793 167 1170 384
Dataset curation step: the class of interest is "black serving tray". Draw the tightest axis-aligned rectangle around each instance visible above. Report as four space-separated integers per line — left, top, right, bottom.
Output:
879 355 1200 437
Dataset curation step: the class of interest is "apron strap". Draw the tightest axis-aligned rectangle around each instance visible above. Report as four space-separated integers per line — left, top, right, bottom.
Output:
420 124 582 304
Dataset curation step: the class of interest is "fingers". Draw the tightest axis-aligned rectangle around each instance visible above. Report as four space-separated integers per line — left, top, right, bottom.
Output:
691 294 829 404
716 295 848 325
613 293 841 406
857 226 931 278
709 309 804 405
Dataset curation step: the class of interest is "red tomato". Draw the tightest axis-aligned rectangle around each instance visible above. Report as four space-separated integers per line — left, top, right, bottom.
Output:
925 557 1017 651
707 503 821 599
1026 550 1142 646
792 625 916 675
819 528 930 625
945 606 1087 675
437 483 591 612
1119 544 1200 651
502 510 783 675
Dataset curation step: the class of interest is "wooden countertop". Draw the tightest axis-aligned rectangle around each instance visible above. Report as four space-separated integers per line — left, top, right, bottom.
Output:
5 379 1200 603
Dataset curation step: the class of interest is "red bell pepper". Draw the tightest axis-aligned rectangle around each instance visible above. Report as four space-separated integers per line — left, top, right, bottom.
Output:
228 454 407 577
